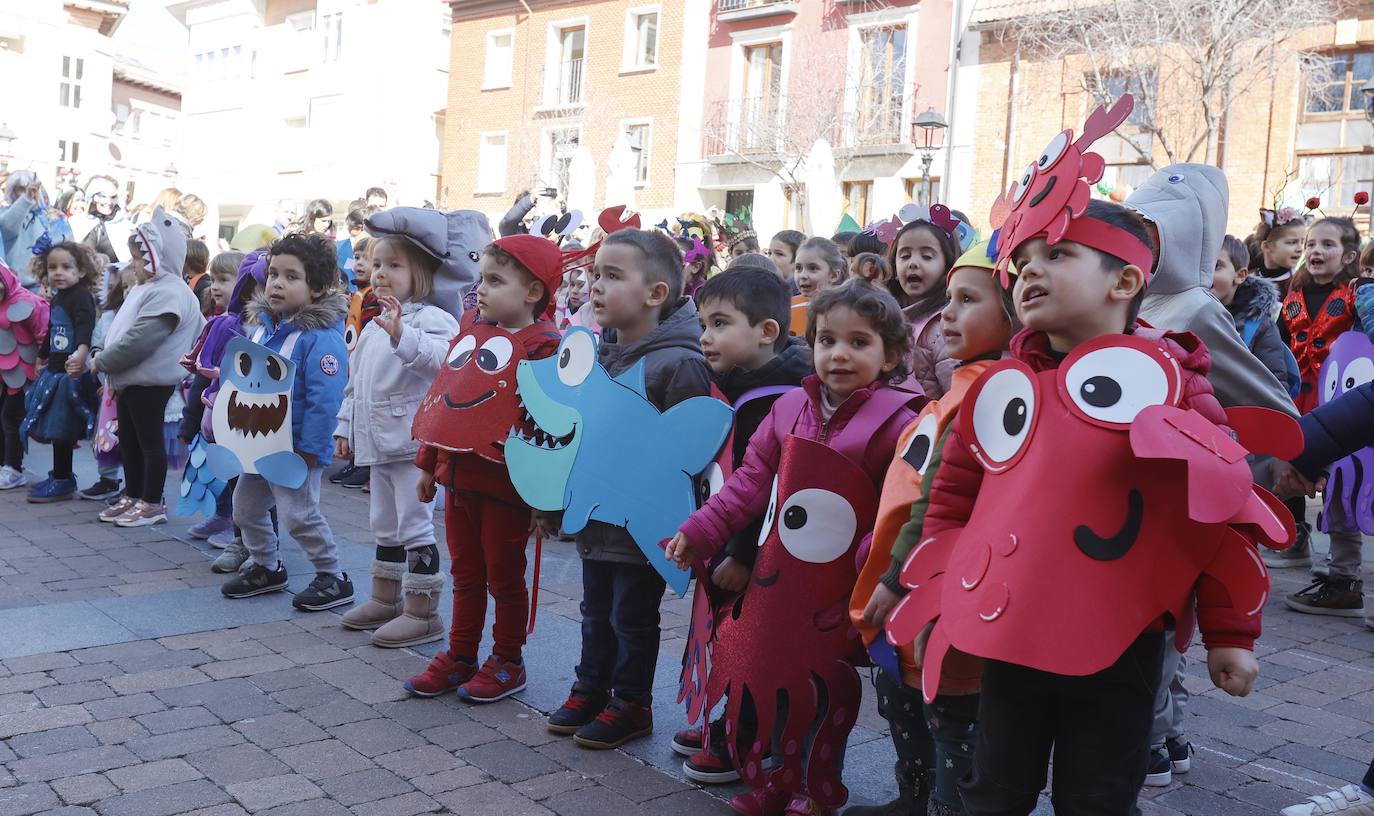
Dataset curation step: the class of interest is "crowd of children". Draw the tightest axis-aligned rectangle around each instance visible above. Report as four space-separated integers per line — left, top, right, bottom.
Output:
4 98 1374 816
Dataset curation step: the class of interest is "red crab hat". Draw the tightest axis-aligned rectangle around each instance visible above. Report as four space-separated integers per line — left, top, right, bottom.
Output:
886 334 1299 701
411 310 547 462
491 235 565 321
704 436 877 806
990 94 1153 287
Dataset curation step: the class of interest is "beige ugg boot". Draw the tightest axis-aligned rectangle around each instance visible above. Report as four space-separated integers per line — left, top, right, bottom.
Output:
340 560 405 631
371 572 446 648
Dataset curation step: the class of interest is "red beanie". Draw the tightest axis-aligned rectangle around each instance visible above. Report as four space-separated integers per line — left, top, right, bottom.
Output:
491 234 565 319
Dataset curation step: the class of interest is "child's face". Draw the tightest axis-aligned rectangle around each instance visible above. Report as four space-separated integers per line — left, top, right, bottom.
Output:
371 241 415 302
1013 238 1138 348
565 268 587 311
265 253 316 314
1304 223 1353 285
698 296 776 375
793 247 838 299
1262 227 1304 271
767 240 795 272
476 255 541 327
894 227 947 301
1210 253 1244 305
729 242 750 259
942 267 1012 362
352 249 372 287
813 305 897 401
208 268 237 310
45 249 80 290
591 243 661 330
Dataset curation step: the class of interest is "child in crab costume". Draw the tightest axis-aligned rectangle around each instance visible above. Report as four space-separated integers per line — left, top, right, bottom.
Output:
885 96 1299 815
0 260 48 490
667 280 923 816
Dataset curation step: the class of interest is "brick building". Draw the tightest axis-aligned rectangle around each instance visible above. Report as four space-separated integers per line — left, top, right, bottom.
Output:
442 0 700 227
952 1 1374 238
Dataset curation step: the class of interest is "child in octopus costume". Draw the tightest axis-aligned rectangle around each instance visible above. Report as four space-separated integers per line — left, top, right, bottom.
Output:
848 241 1018 816
668 281 923 816
885 96 1299 814
0 260 48 490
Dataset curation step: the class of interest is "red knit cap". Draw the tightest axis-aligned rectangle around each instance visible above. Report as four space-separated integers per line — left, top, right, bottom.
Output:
491 234 565 319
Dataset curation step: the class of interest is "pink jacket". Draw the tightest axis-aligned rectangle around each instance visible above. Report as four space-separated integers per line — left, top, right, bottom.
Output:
906 302 954 400
679 375 921 560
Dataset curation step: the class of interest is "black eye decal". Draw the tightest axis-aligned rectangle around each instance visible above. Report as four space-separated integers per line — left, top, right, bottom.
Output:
469 251 480 263
237 352 251 377
1002 397 1028 436
560 348 571 367
266 356 284 381
1079 375 1122 408
783 505 807 531
476 337 514 372
446 334 476 369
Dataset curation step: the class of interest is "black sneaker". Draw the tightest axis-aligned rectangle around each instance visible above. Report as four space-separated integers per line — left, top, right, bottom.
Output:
79 477 122 501
547 683 610 735
573 696 653 749
683 738 739 784
328 463 356 484
222 561 289 598
672 717 726 757
1144 747 1173 787
1166 737 1192 774
1286 576 1365 617
342 466 370 489
292 572 354 611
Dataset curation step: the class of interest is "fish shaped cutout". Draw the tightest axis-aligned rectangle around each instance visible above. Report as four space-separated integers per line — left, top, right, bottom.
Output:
206 335 308 489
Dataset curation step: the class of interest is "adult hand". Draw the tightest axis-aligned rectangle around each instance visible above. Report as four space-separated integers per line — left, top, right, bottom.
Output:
1271 459 1316 499
1208 646 1259 697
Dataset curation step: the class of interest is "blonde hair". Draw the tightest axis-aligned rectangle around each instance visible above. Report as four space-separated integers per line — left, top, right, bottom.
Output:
372 234 436 302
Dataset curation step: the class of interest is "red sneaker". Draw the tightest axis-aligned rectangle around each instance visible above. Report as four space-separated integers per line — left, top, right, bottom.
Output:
729 785 791 816
684 742 739 784
783 794 834 816
456 655 527 703
404 652 476 697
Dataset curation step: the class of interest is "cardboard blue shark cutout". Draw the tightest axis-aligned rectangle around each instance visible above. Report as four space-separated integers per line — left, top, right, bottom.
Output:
506 327 733 595
176 434 227 517
205 335 308 489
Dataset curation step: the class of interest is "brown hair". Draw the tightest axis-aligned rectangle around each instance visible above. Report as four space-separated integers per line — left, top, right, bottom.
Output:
184 239 209 277
38 241 102 293
852 252 891 283
886 220 958 312
1251 218 1306 271
1290 216 1360 291
372 234 437 302
483 243 549 318
806 279 912 384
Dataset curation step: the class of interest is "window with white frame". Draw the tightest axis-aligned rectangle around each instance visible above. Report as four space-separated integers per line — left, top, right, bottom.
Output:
543 127 581 195
59 56 83 109
477 132 508 193
319 12 344 62
623 122 651 185
1297 51 1374 210
193 45 246 81
623 8 658 71
855 25 906 145
546 24 586 106
57 139 80 164
484 29 513 88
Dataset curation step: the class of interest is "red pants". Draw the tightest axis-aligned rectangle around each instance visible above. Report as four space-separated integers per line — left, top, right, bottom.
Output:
445 491 530 661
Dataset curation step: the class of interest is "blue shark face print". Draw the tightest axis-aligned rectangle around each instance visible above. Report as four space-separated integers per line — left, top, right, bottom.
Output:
207 336 307 488
505 327 733 594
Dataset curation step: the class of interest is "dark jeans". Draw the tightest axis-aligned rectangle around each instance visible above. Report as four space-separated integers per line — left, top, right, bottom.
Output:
874 670 980 810
115 385 174 504
960 633 1164 816
576 559 665 704
215 476 236 518
0 386 24 470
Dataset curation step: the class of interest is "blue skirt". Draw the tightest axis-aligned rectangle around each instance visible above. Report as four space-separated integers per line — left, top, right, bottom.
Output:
21 368 96 445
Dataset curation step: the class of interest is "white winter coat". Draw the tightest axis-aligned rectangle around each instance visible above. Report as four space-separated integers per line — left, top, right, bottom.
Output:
335 301 459 466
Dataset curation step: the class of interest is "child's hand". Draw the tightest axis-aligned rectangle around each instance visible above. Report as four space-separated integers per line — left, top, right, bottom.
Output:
334 437 351 459
664 532 697 569
65 350 87 377
863 583 902 628
377 295 405 343
532 511 562 539
711 556 750 593
416 470 437 503
1207 646 1259 697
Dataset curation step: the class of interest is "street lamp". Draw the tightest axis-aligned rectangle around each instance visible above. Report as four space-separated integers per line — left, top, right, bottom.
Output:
1361 77 1374 221
912 106 947 206
0 123 15 173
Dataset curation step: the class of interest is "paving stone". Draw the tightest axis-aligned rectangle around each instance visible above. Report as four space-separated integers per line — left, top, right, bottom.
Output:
298 701 376 729
48 775 116 807
106 758 203 792
431 781 552 816
409 766 487 796
3 653 76 675
203 656 295 681
254 800 353 816
0 676 55 696
248 670 319 695
0 705 91 739
32 682 114 707
512 771 592 802
0 782 60 816
232 712 328 750
84 693 165 721
186 743 291 786
0 693 38 717
107 667 211 695
417 720 501 751
136 706 220 735
126 724 244 761
596 763 692 803
365 702 468 732
326 720 424 758
225 774 323 812
535 737 649 778
317 769 414 807
33 805 98 816
273 740 374 780
91 779 231 816
179 806 250 816
638 789 738 816
346 791 440 816
7 725 98 758
462 739 561 784
372 746 462 778
8 745 140 783
86 718 150 746
543 785 646 816
1157 785 1271 816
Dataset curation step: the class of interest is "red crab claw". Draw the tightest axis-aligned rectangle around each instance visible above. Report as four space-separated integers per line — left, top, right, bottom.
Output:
1196 528 1271 631
1130 404 1252 525
1228 486 1296 551
1224 406 1305 460
598 205 640 234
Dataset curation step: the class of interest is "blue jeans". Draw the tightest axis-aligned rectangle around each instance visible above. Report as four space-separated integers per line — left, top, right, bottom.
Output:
575 559 665 704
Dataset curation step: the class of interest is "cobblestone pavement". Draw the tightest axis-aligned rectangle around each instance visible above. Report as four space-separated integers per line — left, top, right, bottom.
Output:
0 450 1370 816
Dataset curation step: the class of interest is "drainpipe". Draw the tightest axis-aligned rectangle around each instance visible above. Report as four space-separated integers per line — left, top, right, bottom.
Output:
1001 42 1020 196
941 0 963 205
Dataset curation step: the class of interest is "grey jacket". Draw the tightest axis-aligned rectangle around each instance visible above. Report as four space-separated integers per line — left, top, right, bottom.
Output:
576 297 715 565
97 273 205 390
1224 275 1290 391
1128 164 1297 417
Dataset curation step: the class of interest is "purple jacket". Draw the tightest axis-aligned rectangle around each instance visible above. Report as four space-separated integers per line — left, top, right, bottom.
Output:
679 375 920 560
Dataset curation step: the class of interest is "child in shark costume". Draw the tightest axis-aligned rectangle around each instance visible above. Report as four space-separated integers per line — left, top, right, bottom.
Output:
94 207 205 527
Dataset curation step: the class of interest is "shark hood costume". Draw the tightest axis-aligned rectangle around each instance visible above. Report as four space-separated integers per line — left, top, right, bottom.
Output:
364 207 490 319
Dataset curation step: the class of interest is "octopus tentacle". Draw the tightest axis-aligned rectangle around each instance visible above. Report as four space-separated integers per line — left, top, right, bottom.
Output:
803 660 860 808
765 678 816 795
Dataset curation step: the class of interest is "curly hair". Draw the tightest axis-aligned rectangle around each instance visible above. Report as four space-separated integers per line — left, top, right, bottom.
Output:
269 233 339 294
806 279 912 384
36 241 102 293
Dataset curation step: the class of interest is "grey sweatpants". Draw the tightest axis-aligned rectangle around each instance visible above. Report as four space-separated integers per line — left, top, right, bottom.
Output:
368 460 436 551
234 468 340 575
1150 639 1188 748
1325 499 1366 580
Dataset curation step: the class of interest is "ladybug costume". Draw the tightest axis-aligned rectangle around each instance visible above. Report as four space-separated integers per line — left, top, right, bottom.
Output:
1280 281 1355 414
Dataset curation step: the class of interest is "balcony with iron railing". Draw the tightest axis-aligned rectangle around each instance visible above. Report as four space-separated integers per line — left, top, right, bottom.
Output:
717 0 800 23
702 96 784 159
538 58 586 110
704 95 916 161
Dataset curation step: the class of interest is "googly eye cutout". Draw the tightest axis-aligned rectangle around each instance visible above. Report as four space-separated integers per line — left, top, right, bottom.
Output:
900 412 939 476
1036 131 1071 171
468 250 481 263
1058 335 1182 428
476 336 514 372
1323 358 1342 404
1167 174 1184 184
556 329 597 387
446 334 477 369
1342 357 1374 397
343 325 357 350
265 356 284 381
557 210 584 236
755 475 780 549
962 361 1039 473
777 488 859 564
236 351 252 378
1011 164 1036 204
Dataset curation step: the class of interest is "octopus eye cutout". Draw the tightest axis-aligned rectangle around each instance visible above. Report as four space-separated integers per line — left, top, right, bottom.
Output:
476 336 514 372
446 334 477 369
1343 358 1374 395
778 488 857 564
557 330 596 386
901 412 939 475
1037 131 1071 171
969 368 1036 470
265 357 284 381
1012 164 1036 204
236 352 252 377
1064 346 1174 425
755 475 780 549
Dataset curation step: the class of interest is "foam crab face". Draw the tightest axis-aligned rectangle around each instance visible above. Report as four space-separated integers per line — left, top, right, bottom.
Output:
997 130 1093 260
1320 331 1374 406
412 317 536 462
